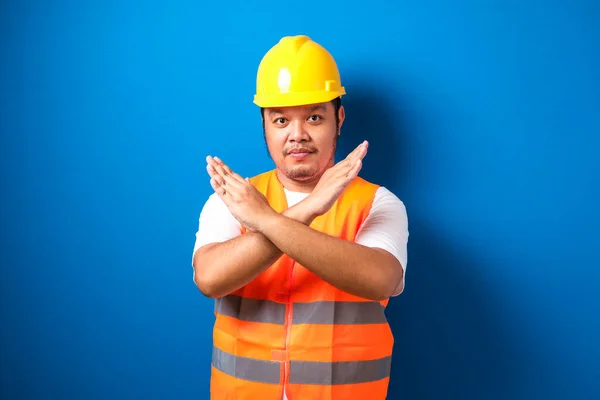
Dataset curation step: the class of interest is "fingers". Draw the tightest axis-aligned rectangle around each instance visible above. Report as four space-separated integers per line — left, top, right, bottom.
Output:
347 140 368 158
335 140 368 171
341 142 367 177
213 157 245 183
206 155 256 204
210 175 237 205
351 140 368 161
213 157 244 184
348 157 363 178
342 145 359 163
206 156 244 189
342 140 368 164
339 158 362 182
339 158 359 179
206 161 225 187
210 177 227 198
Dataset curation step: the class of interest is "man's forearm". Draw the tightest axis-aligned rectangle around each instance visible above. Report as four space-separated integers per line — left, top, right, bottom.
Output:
259 213 403 301
193 203 316 298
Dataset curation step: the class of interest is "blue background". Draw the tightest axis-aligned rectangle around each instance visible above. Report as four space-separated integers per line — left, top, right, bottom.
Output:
2 1 599 399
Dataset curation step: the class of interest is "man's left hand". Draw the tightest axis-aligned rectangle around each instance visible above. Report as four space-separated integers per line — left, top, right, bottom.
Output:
206 156 275 232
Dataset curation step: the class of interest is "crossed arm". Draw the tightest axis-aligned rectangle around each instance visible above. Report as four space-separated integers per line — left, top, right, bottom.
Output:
193 145 404 301
192 200 317 299
193 201 403 301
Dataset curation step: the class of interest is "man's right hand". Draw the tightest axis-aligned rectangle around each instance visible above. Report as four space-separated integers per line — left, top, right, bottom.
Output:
305 140 369 217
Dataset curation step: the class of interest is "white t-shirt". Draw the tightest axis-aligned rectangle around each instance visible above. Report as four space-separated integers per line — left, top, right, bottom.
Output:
192 186 409 295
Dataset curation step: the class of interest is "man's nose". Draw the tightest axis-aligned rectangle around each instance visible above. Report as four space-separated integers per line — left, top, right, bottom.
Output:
288 121 309 142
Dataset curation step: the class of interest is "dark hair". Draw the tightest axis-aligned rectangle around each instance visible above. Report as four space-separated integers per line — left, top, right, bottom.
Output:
260 96 343 130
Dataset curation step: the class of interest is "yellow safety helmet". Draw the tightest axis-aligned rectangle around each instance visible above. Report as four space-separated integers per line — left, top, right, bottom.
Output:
253 35 346 108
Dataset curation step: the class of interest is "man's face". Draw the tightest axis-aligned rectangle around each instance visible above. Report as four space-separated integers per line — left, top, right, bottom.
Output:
263 101 345 185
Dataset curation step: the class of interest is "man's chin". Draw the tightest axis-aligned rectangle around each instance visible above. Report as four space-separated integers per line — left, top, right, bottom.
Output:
285 166 318 181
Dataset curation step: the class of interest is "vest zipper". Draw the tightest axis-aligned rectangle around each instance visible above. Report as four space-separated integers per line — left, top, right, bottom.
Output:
283 260 296 398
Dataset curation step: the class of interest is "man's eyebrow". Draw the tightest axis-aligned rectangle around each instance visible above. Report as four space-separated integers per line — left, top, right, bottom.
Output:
308 105 327 113
265 108 284 117
265 105 327 118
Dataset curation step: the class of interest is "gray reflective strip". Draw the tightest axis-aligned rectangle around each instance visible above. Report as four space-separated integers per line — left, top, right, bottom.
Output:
215 297 387 326
292 301 387 325
212 347 281 384
215 295 286 325
289 356 392 385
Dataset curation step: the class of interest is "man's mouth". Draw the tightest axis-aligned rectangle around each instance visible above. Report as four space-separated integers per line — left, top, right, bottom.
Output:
287 148 313 159
289 149 311 154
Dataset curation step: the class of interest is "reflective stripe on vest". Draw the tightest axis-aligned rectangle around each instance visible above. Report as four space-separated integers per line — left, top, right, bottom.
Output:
212 346 391 385
212 346 280 384
215 295 387 325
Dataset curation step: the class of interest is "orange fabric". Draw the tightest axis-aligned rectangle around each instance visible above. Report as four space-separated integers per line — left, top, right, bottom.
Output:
210 366 283 399
213 316 286 360
288 378 390 400
288 323 394 362
210 169 394 400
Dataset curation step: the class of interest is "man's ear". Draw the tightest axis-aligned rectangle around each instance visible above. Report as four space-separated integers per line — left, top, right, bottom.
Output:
338 105 345 134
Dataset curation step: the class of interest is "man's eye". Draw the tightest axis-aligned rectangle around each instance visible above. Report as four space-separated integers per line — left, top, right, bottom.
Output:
274 118 287 124
308 115 322 122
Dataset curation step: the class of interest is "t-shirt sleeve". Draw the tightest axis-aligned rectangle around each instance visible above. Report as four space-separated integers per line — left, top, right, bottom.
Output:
192 193 243 262
355 187 409 296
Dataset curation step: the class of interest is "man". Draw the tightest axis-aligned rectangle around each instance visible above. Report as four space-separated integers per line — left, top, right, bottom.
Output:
192 35 409 400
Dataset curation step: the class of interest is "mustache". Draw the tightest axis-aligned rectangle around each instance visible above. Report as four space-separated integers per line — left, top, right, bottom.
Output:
284 145 317 155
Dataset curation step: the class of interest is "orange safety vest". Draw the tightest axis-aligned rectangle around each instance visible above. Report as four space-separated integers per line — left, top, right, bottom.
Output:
210 169 394 400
